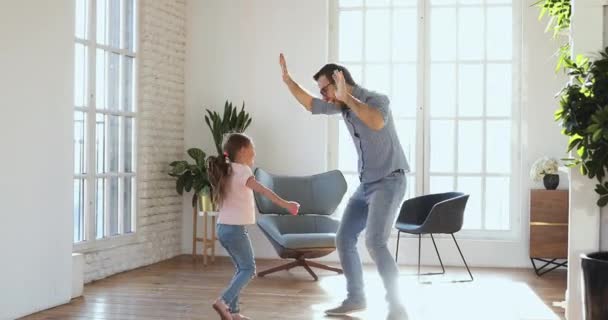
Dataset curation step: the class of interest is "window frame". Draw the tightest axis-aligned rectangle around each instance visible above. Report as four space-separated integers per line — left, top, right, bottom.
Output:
328 0 522 240
73 0 140 251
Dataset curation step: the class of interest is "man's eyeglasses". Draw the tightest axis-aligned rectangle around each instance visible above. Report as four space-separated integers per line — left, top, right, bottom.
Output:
320 83 332 97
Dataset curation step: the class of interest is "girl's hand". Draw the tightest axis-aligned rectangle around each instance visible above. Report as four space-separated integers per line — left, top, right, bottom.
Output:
285 201 300 216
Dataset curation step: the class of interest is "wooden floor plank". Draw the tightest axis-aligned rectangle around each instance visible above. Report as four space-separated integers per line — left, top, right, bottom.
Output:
21 255 566 320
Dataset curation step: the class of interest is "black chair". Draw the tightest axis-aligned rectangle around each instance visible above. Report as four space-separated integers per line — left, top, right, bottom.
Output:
394 192 473 283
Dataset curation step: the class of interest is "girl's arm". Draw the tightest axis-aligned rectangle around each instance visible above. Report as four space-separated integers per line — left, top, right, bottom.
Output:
246 176 300 215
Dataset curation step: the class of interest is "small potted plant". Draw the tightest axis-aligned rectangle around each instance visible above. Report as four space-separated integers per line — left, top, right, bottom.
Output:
168 148 214 211
530 157 560 190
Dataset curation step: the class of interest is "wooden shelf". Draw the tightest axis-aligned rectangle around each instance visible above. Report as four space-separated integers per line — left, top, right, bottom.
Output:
529 189 568 259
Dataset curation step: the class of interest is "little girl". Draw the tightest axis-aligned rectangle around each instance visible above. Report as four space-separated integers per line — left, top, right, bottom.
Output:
207 133 300 320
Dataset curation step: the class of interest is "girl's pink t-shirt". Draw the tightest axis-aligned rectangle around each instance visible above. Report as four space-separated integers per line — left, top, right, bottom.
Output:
217 163 256 225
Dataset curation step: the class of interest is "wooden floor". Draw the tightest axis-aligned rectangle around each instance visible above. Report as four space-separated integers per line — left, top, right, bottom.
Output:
23 255 566 320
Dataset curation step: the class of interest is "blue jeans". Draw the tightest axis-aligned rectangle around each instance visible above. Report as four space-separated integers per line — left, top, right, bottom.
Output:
217 224 256 313
336 170 406 306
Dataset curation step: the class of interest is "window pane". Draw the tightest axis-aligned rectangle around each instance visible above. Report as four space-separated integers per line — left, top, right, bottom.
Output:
124 0 136 51
123 117 134 172
486 63 512 117
458 120 483 173
487 0 512 5
108 52 120 111
392 63 417 117
458 7 484 60
73 179 85 242
339 11 363 62
395 119 417 170
75 0 88 39
430 120 455 172
430 63 456 117
96 178 105 239
96 0 107 45
430 8 456 62
405 175 416 200
340 0 362 7
364 64 390 95
394 0 417 6
485 177 510 230
393 9 417 62
431 0 456 5
457 177 482 229
122 56 134 111
107 115 120 172
109 0 121 48
339 121 358 172
458 64 483 117
123 177 133 233
109 176 119 236
74 111 87 174
365 10 390 62
430 176 455 194
345 64 363 84
74 43 88 107
366 0 390 6
96 49 107 109
97 0 121 47
486 120 511 173
459 0 482 4
96 114 106 173
487 7 512 60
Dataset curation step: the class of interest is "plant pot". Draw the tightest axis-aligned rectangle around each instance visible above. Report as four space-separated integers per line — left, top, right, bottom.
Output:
581 252 608 320
198 193 215 212
543 174 559 190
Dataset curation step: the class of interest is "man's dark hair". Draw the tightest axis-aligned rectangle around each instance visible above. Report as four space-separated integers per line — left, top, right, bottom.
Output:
313 63 357 86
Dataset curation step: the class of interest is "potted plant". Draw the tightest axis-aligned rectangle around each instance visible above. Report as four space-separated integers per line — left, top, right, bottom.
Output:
530 157 560 190
168 148 214 211
205 101 252 155
554 48 608 320
168 100 253 210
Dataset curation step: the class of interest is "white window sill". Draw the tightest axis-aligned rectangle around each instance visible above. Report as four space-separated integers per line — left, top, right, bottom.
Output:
73 232 137 254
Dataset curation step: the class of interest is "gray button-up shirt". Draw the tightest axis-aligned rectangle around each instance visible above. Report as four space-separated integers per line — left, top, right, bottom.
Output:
311 85 410 183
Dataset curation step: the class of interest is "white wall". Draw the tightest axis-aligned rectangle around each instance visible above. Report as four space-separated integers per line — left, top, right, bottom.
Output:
0 1 74 319
184 0 330 256
183 0 568 268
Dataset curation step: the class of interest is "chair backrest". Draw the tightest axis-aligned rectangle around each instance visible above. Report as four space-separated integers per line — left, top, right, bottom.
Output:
397 192 469 233
254 168 347 216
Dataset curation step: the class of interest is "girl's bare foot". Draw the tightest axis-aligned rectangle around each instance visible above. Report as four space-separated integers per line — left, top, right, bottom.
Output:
212 299 233 320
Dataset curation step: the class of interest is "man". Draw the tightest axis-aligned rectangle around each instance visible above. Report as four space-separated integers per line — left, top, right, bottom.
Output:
279 53 410 320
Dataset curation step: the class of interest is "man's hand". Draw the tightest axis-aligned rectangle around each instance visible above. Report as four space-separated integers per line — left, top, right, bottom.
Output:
333 70 349 103
279 53 292 85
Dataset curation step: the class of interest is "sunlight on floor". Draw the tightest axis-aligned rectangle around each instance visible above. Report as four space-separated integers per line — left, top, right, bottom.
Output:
309 271 561 320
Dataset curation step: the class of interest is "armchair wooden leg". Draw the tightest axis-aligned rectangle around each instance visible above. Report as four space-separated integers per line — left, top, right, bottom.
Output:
306 261 343 274
301 261 319 281
257 260 300 278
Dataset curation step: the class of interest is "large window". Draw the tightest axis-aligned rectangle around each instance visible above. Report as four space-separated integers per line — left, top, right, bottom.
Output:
331 0 517 234
73 0 137 243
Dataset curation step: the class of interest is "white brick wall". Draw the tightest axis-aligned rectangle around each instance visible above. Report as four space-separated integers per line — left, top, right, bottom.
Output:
83 0 186 283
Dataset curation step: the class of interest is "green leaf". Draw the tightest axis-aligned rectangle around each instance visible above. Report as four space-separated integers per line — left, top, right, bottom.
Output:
592 129 603 142
176 175 186 195
188 148 206 166
597 193 608 207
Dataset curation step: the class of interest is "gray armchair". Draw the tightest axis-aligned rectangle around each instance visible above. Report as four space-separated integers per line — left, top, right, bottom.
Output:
254 168 347 281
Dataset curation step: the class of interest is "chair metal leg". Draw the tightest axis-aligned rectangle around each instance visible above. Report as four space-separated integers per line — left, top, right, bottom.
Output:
451 233 474 282
395 231 401 263
417 234 421 282
430 234 446 275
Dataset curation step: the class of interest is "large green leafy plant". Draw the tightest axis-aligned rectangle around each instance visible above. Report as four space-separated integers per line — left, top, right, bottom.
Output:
555 49 608 206
205 101 252 155
168 148 210 207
